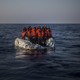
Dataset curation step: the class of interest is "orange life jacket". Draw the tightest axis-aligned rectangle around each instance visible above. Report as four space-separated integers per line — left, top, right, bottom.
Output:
36 28 42 38
22 31 26 39
27 30 31 38
31 28 36 37
41 30 44 37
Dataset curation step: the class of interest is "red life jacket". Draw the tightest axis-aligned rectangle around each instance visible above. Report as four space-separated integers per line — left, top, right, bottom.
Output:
41 30 44 38
36 28 42 38
31 28 36 37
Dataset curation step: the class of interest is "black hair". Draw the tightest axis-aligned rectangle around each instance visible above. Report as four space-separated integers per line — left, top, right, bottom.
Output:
23 27 26 31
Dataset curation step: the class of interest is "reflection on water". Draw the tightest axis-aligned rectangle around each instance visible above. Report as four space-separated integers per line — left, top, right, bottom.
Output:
15 45 55 59
15 48 48 59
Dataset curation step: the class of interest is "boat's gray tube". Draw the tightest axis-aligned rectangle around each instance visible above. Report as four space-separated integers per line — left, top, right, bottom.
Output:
15 37 54 50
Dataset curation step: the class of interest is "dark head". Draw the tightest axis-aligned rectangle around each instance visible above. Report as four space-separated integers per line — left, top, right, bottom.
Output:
48 28 51 32
23 27 26 31
28 26 31 29
34 27 36 30
28 26 32 30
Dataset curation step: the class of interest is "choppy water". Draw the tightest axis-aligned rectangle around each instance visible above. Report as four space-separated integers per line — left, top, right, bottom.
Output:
0 24 80 80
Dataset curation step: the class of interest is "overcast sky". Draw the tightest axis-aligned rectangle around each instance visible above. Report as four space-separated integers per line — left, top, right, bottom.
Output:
0 0 80 23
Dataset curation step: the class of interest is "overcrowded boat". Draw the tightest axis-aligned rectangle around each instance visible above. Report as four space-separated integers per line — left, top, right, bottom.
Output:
15 25 55 50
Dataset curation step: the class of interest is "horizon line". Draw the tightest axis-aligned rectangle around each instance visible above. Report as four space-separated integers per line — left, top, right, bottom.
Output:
0 22 80 24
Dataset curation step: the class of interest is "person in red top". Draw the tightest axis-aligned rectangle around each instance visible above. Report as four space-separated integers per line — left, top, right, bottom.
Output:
45 27 52 40
40 27 46 46
41 29 45 38
48 28 52 38
46 28 52 39
36 26 42 45
31 27 36 43
27 26 32 41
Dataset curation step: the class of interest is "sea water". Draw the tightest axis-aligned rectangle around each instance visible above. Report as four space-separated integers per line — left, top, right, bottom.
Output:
0 24 80 80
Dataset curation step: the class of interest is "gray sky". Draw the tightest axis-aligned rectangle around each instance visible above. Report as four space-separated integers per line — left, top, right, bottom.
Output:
0 0 80 23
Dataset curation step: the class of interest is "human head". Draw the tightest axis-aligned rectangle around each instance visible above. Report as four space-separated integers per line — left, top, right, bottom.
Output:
28 26 32 30
34 27 36 30
23 27 26 31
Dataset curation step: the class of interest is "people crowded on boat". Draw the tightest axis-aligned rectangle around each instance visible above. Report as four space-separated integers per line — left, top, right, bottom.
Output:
21 25 52 46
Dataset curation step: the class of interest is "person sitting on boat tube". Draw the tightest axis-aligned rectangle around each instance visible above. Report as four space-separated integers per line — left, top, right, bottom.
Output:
41 26 47 42
36 26 42 45
30 27 37 44
41 26 52 46
45 27 52 39
27 26 32 41
40 27 45 46
21 27 27 39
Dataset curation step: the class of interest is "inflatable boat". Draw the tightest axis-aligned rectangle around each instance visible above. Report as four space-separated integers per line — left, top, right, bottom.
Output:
15 37 54 50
